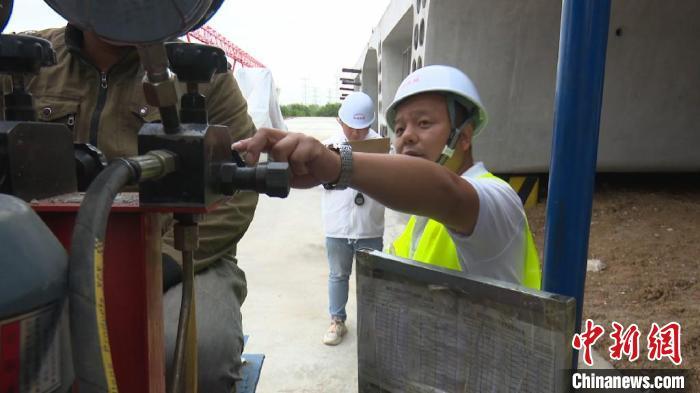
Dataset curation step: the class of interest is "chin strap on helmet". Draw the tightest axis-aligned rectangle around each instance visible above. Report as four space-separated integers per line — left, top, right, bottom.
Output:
437 95 472 165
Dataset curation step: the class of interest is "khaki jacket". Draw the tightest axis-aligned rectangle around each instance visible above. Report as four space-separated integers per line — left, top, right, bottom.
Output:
24 25 258 271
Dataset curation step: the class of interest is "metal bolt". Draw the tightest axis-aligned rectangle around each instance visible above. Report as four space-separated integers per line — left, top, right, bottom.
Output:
140 107 148 115
42 107 52 117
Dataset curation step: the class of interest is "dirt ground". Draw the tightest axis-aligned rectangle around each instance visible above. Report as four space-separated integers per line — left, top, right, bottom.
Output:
526 174 700 387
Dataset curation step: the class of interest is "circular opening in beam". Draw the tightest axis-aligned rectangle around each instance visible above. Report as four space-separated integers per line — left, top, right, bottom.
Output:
419 19 425 46
413 25 419 49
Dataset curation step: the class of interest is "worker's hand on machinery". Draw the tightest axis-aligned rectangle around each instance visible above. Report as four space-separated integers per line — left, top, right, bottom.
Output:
232 127 342 189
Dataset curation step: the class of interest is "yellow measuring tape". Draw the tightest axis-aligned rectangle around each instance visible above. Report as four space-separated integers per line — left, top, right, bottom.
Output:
94 239 118 392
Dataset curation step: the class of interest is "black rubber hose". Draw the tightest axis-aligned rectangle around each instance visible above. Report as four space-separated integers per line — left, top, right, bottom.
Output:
68 159 138 393
170 249 195 393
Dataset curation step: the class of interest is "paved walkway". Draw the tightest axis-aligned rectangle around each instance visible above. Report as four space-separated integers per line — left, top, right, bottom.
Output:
237 118 361 393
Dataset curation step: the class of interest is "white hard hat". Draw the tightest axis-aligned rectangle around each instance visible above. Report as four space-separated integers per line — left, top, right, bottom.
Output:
385 65 488 136
338 92 375 129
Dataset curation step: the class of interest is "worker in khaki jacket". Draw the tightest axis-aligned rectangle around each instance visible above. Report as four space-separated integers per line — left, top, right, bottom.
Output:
234 65 541 289
23 24 257 392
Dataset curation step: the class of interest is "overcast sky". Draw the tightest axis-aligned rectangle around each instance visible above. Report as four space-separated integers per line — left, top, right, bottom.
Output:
5 0 390 105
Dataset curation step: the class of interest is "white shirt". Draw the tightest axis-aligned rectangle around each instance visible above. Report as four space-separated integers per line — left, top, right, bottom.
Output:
321 129 386 239
422 162 527 285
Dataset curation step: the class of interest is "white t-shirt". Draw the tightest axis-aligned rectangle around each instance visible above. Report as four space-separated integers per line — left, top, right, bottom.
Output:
321 129 386 239
413 162 527 285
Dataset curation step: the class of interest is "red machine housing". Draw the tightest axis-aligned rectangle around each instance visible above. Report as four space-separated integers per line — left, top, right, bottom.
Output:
31 193 190 393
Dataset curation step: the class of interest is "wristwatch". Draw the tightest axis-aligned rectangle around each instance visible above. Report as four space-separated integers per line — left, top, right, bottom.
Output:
323 143 353 190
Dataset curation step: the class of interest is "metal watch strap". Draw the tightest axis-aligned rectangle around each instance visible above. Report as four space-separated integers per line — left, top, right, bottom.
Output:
323 143 352 190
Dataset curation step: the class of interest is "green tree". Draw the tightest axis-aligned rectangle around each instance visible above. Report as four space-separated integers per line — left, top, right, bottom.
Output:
281 103 341 118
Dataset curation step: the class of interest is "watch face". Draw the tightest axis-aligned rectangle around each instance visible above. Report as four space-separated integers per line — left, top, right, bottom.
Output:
355 192 365 206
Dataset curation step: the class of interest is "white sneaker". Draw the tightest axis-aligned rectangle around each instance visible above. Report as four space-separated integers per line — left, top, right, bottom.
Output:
322 319 347 346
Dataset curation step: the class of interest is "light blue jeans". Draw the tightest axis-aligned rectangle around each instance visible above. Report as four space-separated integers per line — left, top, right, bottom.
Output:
326 236 383 321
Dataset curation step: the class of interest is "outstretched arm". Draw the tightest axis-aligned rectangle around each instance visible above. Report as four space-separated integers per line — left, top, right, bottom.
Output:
233 128 480 234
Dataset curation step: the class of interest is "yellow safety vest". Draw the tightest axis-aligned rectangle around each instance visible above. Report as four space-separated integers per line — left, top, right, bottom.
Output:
389 172 541 290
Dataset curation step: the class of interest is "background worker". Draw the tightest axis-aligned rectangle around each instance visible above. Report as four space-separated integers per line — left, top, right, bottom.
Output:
234 65 540 289
321 92 385 346
22 23 258 391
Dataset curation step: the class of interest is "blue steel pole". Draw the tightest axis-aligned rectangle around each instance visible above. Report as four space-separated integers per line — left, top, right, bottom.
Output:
543 0 611 369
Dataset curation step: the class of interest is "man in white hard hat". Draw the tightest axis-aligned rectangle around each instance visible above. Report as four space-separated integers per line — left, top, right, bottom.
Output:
234 65 541 291
321 92 385 345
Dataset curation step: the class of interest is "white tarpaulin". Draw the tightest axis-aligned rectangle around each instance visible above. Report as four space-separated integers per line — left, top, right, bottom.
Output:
233 67 287 131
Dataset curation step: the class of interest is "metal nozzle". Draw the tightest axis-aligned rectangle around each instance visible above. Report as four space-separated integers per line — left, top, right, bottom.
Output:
218 161 291 198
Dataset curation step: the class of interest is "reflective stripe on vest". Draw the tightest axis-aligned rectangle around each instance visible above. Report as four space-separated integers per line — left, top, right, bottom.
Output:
388 172 542 290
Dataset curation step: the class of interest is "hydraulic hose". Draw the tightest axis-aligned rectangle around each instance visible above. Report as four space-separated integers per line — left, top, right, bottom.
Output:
69 150 176 392
170 248 197 393
167 213 200 393
69 159 137 393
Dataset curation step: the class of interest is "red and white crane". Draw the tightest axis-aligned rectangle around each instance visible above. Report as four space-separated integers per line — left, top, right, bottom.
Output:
187 25 265 69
